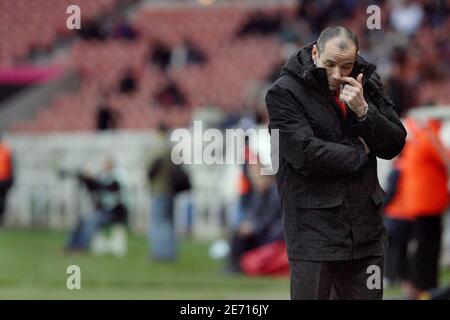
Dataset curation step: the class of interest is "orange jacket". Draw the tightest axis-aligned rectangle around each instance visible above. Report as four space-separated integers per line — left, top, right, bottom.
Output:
385 118 449 218
0 143 13 181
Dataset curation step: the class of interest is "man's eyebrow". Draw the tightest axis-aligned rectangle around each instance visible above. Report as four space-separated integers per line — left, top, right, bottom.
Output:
324 59 354 65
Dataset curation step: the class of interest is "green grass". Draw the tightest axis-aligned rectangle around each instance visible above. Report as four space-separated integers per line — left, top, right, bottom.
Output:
0 229 448 299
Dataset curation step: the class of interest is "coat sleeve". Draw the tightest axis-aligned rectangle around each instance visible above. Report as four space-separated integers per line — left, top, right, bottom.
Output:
265 85 369 178
349 75 407 160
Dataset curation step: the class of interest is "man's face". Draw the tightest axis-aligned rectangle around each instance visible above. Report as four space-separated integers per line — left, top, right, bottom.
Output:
312 37 357 92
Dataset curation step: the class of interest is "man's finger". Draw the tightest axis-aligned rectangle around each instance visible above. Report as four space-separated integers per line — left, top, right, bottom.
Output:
340 76 360 87
357 73 363 84
339 92 349 102
342 84 359 93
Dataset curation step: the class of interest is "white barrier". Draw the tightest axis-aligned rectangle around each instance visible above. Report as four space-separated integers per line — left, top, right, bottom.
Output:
3 105 450 245
3 129 241 239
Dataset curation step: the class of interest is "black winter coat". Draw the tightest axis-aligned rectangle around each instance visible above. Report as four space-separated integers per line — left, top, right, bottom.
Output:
265 43 406 260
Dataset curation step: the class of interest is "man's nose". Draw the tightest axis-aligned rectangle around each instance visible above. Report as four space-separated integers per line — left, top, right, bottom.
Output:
331 67 341 80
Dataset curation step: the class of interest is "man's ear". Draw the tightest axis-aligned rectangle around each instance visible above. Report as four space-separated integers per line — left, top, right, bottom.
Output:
311 45 318 65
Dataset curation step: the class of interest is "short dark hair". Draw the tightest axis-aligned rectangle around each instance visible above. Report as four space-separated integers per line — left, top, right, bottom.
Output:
316 26 359 56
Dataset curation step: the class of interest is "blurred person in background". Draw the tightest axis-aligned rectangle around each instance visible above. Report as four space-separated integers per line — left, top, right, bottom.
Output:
236 9 283 37
0 134 14 226
64 158 128 253
77 16 108 41
383 155 415 288
111 14 139 41
96 104 119 131
170 38 207 69
384 46 418 117
384 115 450 298
148 39 172 72
146 124 191 261
227 81 272 229
154 77 187 109
266 26 406 299
96 92 120 131
118 68 138 94
227 158 283 274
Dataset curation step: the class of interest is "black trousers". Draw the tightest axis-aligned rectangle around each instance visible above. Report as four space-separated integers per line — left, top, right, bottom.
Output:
384 217 413 283
411 215 442 291
0 186 10 226
384 215 442 291
289 255 384 300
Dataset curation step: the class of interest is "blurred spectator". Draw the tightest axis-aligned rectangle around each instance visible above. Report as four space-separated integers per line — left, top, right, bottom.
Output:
296 0 327 34
227 160 283 274
149 40 172 71
64 158 128 253
296 0 358 34
230 136 254 229
236 9 283 37
154 78 187 108
422 0 449 28
146 124 189 261
118 68 137 94
384 46 419 116
384 115 450 298
78 18 108 41
95 91 120 131
112 16 139 41
383 156 414 287
0 134 14 226
170 38 207 68
325 0 357 22
96 104 119 131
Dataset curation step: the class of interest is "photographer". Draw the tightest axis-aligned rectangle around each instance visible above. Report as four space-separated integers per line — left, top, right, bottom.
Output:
64 158 127 253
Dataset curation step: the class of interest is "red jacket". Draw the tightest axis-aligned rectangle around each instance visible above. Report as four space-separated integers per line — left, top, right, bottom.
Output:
386 118 449 218
0 143 13 182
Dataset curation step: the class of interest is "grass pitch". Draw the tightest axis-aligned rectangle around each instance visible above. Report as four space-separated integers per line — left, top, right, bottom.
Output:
0 229 448 299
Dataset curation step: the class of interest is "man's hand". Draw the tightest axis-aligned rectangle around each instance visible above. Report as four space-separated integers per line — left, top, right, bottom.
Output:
339 74 368 118
358 136 370 154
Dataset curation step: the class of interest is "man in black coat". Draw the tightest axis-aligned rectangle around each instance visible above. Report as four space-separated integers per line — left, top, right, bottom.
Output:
265 26 406 299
